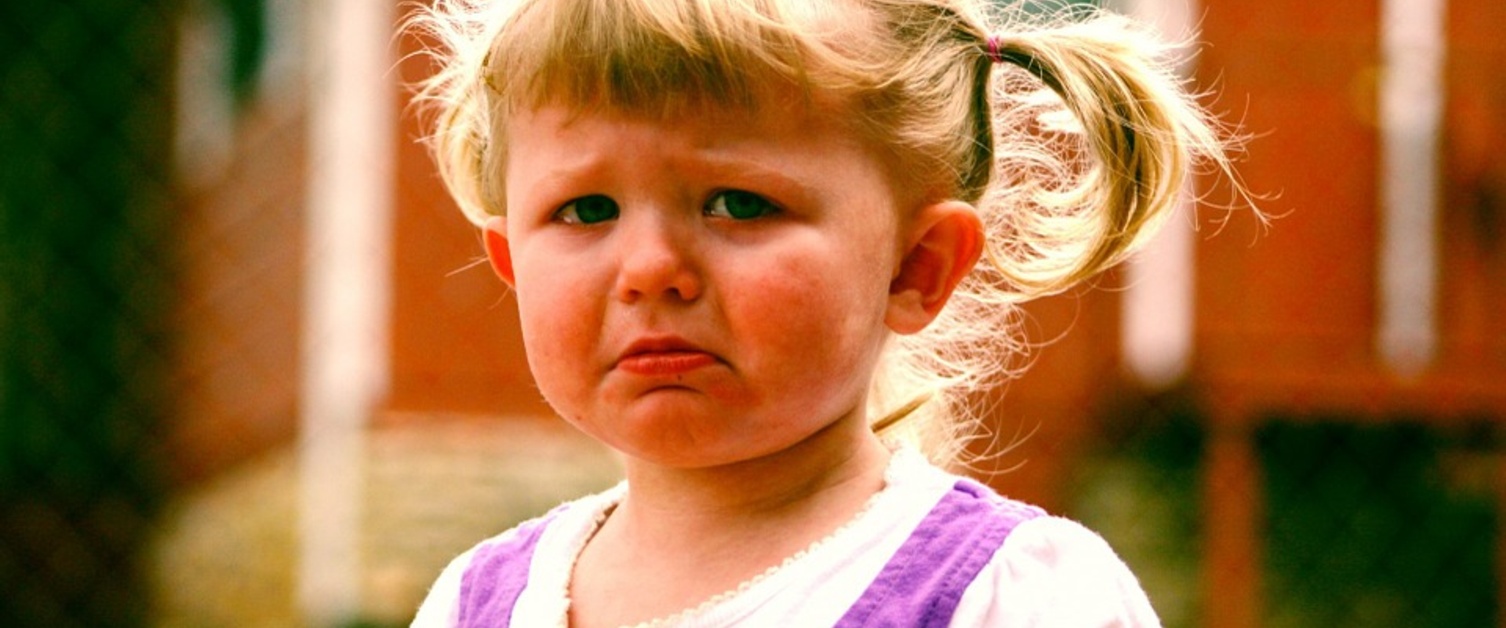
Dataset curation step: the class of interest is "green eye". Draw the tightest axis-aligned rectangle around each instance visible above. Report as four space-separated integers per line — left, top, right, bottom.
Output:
706 190 778 220
557 195 619 224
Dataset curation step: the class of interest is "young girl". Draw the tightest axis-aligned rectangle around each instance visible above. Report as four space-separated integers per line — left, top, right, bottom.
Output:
408 0 1238 625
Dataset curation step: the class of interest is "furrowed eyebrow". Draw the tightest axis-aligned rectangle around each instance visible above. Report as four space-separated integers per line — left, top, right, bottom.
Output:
511 160 610 215
685 156 821 208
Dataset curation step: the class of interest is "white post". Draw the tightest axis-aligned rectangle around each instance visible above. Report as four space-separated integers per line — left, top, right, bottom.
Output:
1377 0 1445 377
300 0 394 623
1118 0 1198 389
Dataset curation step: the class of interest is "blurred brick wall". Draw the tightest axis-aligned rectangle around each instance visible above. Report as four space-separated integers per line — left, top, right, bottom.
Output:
171 100 305 486
1193 1 1506 626
387 18 553 422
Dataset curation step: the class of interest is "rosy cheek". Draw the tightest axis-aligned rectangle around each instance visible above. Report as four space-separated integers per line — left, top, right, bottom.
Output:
733 263 851 353
515 283 582 379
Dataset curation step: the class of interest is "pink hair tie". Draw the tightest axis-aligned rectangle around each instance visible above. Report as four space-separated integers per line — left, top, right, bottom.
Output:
985 34 1005 64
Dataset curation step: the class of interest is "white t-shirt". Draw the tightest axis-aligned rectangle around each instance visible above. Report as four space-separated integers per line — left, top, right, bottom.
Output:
412 448 1160 627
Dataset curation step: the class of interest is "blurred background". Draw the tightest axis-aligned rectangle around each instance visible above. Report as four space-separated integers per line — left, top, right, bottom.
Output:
1 0 1502 626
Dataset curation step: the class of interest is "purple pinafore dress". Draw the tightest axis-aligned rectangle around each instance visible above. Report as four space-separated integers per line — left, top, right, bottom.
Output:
454 479 1043 627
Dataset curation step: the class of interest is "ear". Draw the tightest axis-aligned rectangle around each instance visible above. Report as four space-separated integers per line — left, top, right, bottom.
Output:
481 216 516 287
885 201 984 335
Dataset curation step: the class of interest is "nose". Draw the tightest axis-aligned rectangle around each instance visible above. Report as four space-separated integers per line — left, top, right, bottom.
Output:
613 213 702 304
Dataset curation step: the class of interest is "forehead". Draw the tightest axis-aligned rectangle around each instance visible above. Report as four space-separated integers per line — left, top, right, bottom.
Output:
525 79 844 145
502 93 912 213
508 95 848 168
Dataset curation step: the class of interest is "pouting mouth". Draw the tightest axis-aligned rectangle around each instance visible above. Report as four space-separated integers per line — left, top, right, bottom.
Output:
618 336 707 359
613 335 723 377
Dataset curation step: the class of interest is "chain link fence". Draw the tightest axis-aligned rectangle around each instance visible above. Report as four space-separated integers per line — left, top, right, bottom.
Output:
1 1 176 625
1072 388 1499 627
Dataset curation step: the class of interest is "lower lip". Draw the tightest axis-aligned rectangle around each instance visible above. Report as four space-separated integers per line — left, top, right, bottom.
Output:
617 351 718 376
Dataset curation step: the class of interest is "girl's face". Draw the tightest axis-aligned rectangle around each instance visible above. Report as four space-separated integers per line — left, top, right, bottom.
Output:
492 94 916 469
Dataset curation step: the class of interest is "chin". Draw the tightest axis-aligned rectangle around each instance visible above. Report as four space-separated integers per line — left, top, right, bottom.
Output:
617 432 783 470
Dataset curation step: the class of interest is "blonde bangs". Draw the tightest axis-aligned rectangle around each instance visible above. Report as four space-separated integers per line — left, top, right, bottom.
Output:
487 0 865 116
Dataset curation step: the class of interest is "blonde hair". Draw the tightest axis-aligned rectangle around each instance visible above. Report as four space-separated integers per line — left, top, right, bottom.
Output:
406 0 1244 466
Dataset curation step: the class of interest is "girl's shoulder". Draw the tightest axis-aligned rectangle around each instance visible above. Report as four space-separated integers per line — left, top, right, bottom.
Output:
844 450 1157 626
890 453 1160 626
952 511 1163 626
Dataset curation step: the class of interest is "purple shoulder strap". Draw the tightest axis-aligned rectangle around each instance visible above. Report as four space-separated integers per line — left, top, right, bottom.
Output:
455 509 562 628
835 479 1044 628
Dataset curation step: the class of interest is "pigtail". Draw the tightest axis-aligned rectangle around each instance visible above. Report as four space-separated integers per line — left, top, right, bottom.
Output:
871 7 1250 467
977 12 1236 297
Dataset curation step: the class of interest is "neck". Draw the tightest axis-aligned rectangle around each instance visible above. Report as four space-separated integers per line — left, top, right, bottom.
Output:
564 413 892 628
614 413 891 542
